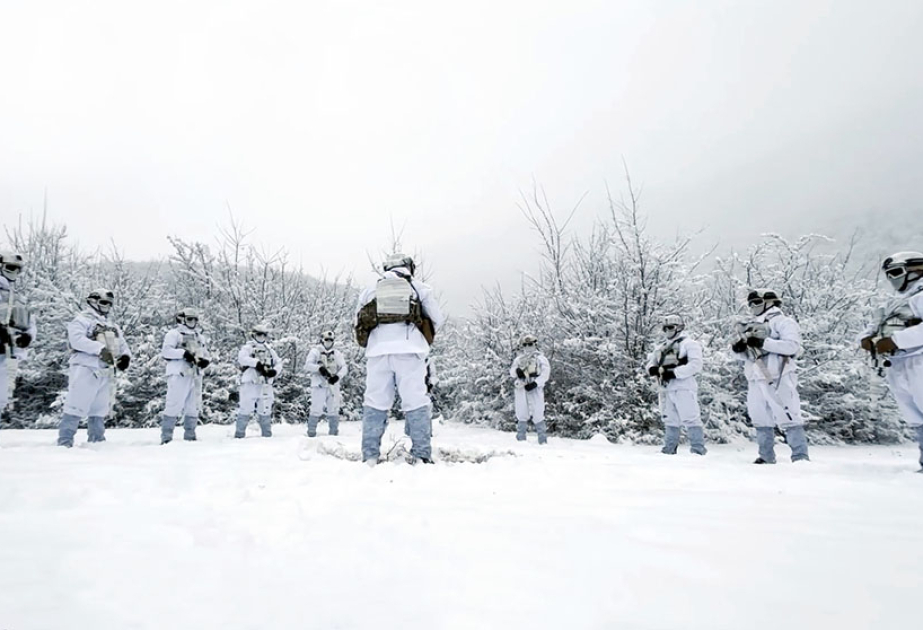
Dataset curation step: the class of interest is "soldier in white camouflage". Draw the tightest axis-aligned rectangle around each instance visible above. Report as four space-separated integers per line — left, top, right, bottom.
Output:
732 289 809 464
510 334 551 444
236 323 281 438
160 307 211 444
0 252 37 422
645 314 706 455
303 330 347 437
58 288 131 447
860 252 923 471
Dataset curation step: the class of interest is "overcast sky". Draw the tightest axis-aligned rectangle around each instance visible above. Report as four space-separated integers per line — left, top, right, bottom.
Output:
2 0 921 314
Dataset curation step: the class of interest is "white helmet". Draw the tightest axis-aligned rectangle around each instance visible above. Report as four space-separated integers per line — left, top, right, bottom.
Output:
320 330 335 349
746 288 781 317
0 251 25 282
519 334 538 349
87 288 115 315
383 252 416 276
882 251 923 293
251 323 270 341
662 314 685 339
176 307 201 329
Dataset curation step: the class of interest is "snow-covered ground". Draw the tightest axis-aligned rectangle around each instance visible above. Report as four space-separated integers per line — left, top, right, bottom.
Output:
0 421 920 630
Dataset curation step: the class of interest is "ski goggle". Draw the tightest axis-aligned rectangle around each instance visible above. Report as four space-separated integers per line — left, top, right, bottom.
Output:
522 341 536 348
97 299 113 307
2 264 22 275
253 332 267 340
884 266 908 280
747 298 765 308
663 324 678 332
185 317 198 325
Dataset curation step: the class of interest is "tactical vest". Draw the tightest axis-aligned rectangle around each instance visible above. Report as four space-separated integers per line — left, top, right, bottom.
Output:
520 354 540 379
654 338 687 369
355 277 434 348
179 330 200 356
874 301 923 339
247 343 275 372
0 289 31 331
92 322 121 359
319 349 338 373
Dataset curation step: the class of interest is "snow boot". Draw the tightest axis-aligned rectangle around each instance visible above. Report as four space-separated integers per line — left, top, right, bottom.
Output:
687 426 707 455
87 416 107 443
405 406 433 461
258 414 272 437
58 413 81 447
161 415 178 444
661 426 680 455
183 415 198 441
326 414 340 436
235 413 249 439
915 425 923 470
785 425 810 462
755 427 777 464
361 406 388 463
535 421 548 445
516 421 528 441
307 415 321 438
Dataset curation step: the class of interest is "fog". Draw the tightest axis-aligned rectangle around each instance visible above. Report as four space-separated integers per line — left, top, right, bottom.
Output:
2 0 921 313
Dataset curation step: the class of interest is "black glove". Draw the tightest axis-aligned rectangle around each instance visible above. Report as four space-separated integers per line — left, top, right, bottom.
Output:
426 382 434 394
327 374 339 385
319 366 331 378
731 339 748 353
99 347 115 366
746 336 764 349
524 381 538 391
116 355 130 371
196 357 210 369
15 331 32 349
0 326 11 353
515 367 526 379
264 367 277 378
255 361 267 376
182 349 196 364
648 366 660 377
660 369 676 382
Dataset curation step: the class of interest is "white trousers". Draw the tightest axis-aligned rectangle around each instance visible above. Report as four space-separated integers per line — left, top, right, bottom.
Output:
363 353 430 412
239 382 274 417
164 374 201 418
887 355 923 427
747 372 803 429
63 365 114 418
310 383 341 416
514 387 545 423
660 388 703 428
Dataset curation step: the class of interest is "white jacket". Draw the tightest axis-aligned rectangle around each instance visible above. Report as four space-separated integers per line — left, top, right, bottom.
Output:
863 277 923 361
303 345 348 388
734 307 800 383
0 276 37 361
67 309 131 369
510 352 551 389
645 334 703 392
355 269 446 357
162 325 211 377
238 340 282 385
